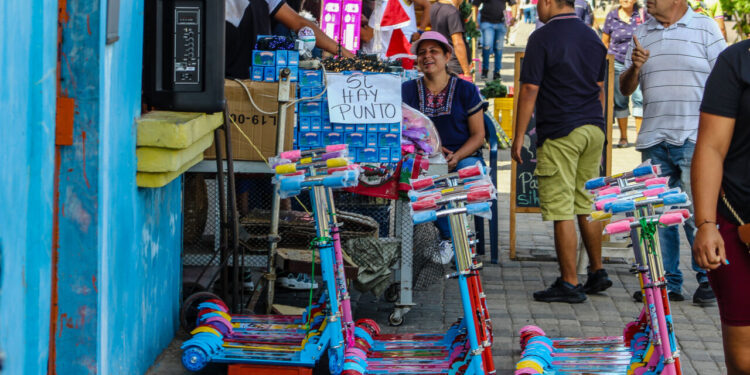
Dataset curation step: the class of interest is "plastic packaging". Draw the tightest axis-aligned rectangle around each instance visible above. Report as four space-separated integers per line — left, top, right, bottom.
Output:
401 103 442 157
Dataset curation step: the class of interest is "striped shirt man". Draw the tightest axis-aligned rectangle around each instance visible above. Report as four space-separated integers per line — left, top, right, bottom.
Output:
625 8 726 149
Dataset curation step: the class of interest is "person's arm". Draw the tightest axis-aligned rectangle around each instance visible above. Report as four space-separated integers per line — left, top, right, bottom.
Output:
691 112 734 269
414 0 432 30
601 32 610 49
274 3 355 57
446 110 485 170
620 35 648 96
511 83 539 163
451 33 472 76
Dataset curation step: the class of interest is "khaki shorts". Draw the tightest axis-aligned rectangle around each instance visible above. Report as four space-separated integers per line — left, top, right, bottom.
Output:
535 125 605 221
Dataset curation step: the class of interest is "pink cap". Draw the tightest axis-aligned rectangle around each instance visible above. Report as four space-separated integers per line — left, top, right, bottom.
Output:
411 31 454 56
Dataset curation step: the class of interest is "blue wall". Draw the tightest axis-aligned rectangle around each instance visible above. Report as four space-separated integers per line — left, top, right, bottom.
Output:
97 1 182 373
0 1 57 374
0 1 183 373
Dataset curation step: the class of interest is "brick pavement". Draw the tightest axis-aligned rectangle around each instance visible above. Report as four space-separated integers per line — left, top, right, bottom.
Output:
146 22 727 375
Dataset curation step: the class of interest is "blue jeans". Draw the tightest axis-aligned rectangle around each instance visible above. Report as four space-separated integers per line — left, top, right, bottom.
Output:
436 156 486 240
523 8 533 23
480 22 507 73
613 61 643 119
640 141 707 294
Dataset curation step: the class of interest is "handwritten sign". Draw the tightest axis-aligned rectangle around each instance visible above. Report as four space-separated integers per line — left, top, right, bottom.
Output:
515 122 539 208
326 73 402 124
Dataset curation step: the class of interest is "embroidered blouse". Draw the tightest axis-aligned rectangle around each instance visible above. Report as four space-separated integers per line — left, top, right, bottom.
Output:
402 76 484 152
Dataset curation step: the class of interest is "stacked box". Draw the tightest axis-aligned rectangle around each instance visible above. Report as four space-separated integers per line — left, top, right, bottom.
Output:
250 49 299 82
296 69 327 151
342 122 402 163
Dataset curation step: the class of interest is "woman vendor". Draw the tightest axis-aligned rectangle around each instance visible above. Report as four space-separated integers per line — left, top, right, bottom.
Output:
402 31 485 262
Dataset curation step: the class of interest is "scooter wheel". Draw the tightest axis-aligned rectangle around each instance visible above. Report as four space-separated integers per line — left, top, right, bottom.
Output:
181 291 222 332
355 319 381 335
181 346 209 372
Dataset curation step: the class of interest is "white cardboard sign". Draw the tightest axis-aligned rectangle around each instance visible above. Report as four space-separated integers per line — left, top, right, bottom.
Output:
326 73 402 124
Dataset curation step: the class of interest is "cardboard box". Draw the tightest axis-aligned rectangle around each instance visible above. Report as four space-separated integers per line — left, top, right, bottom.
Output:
205 80 295 161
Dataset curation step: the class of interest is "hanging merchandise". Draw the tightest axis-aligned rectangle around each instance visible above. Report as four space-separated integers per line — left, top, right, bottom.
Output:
321 0 362 54
515 161 687 375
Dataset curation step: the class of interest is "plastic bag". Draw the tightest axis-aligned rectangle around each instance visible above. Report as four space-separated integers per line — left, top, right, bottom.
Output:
401 103 442 157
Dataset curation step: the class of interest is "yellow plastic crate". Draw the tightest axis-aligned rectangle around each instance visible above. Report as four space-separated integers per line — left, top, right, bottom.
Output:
493 97 514 139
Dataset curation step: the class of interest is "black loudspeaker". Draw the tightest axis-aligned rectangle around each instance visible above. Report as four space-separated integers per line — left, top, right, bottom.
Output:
143 0 225 112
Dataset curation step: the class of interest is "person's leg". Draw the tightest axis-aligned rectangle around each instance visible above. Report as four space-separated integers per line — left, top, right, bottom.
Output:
554 220 580 285
612 61 630 146
480 22 494 78
722 325 750 375
537 128 585 285
640 143 684 295
492 23 507 77
578 215 602 270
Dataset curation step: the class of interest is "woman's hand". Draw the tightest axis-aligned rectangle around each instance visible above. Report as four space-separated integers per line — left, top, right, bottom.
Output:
442 147 458 171
693 225 727 270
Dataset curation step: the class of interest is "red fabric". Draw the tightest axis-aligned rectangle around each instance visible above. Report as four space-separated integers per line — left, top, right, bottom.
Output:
380 0 410 28
708 214 750 326
386 28 413 59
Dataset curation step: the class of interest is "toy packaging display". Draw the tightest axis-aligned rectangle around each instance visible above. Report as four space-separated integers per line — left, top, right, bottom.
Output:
250 35 299 82
295 69 402 164
320 0 362 54
181 145 360 373
342 163 497 374
516 161 686 375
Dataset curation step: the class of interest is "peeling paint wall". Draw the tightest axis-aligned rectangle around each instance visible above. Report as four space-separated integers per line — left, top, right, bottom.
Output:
97 1 182 374
0 1 57 374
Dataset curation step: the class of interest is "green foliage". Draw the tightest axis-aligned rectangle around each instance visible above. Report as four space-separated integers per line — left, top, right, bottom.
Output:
480 80 508 98
720 0 750 39
460 1 482 40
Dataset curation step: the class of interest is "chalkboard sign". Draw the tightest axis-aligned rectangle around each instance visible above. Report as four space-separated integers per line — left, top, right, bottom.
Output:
509 52 614 258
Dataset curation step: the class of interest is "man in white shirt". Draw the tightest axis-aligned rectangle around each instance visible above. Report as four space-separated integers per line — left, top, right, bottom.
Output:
620 0 726 306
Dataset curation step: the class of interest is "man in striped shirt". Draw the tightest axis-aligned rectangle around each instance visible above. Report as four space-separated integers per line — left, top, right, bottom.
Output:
620 0 726 306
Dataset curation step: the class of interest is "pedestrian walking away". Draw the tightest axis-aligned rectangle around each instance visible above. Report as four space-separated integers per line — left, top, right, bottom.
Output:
513 0 611 303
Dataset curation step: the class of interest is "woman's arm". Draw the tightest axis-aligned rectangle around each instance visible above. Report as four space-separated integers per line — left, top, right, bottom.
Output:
274 4 355 57
446 110 485 170
691 112 735 269
601 32 610 49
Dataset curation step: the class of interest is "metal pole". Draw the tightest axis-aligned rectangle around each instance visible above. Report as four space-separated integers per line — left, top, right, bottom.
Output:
222 107 241 312
266 68 292 313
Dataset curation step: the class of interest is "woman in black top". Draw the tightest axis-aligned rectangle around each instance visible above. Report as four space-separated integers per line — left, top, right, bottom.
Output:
692 39 750 375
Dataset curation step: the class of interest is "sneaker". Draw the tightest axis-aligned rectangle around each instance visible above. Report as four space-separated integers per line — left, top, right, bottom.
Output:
433 240 454 265
633 290 685 302
533 277 587 303
279 273 319 290
692 282 717 306
493 71 501 80
582 268 613 294
480 71 488 80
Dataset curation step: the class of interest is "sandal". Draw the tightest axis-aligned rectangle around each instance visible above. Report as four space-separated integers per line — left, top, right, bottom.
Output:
616 139 629 148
